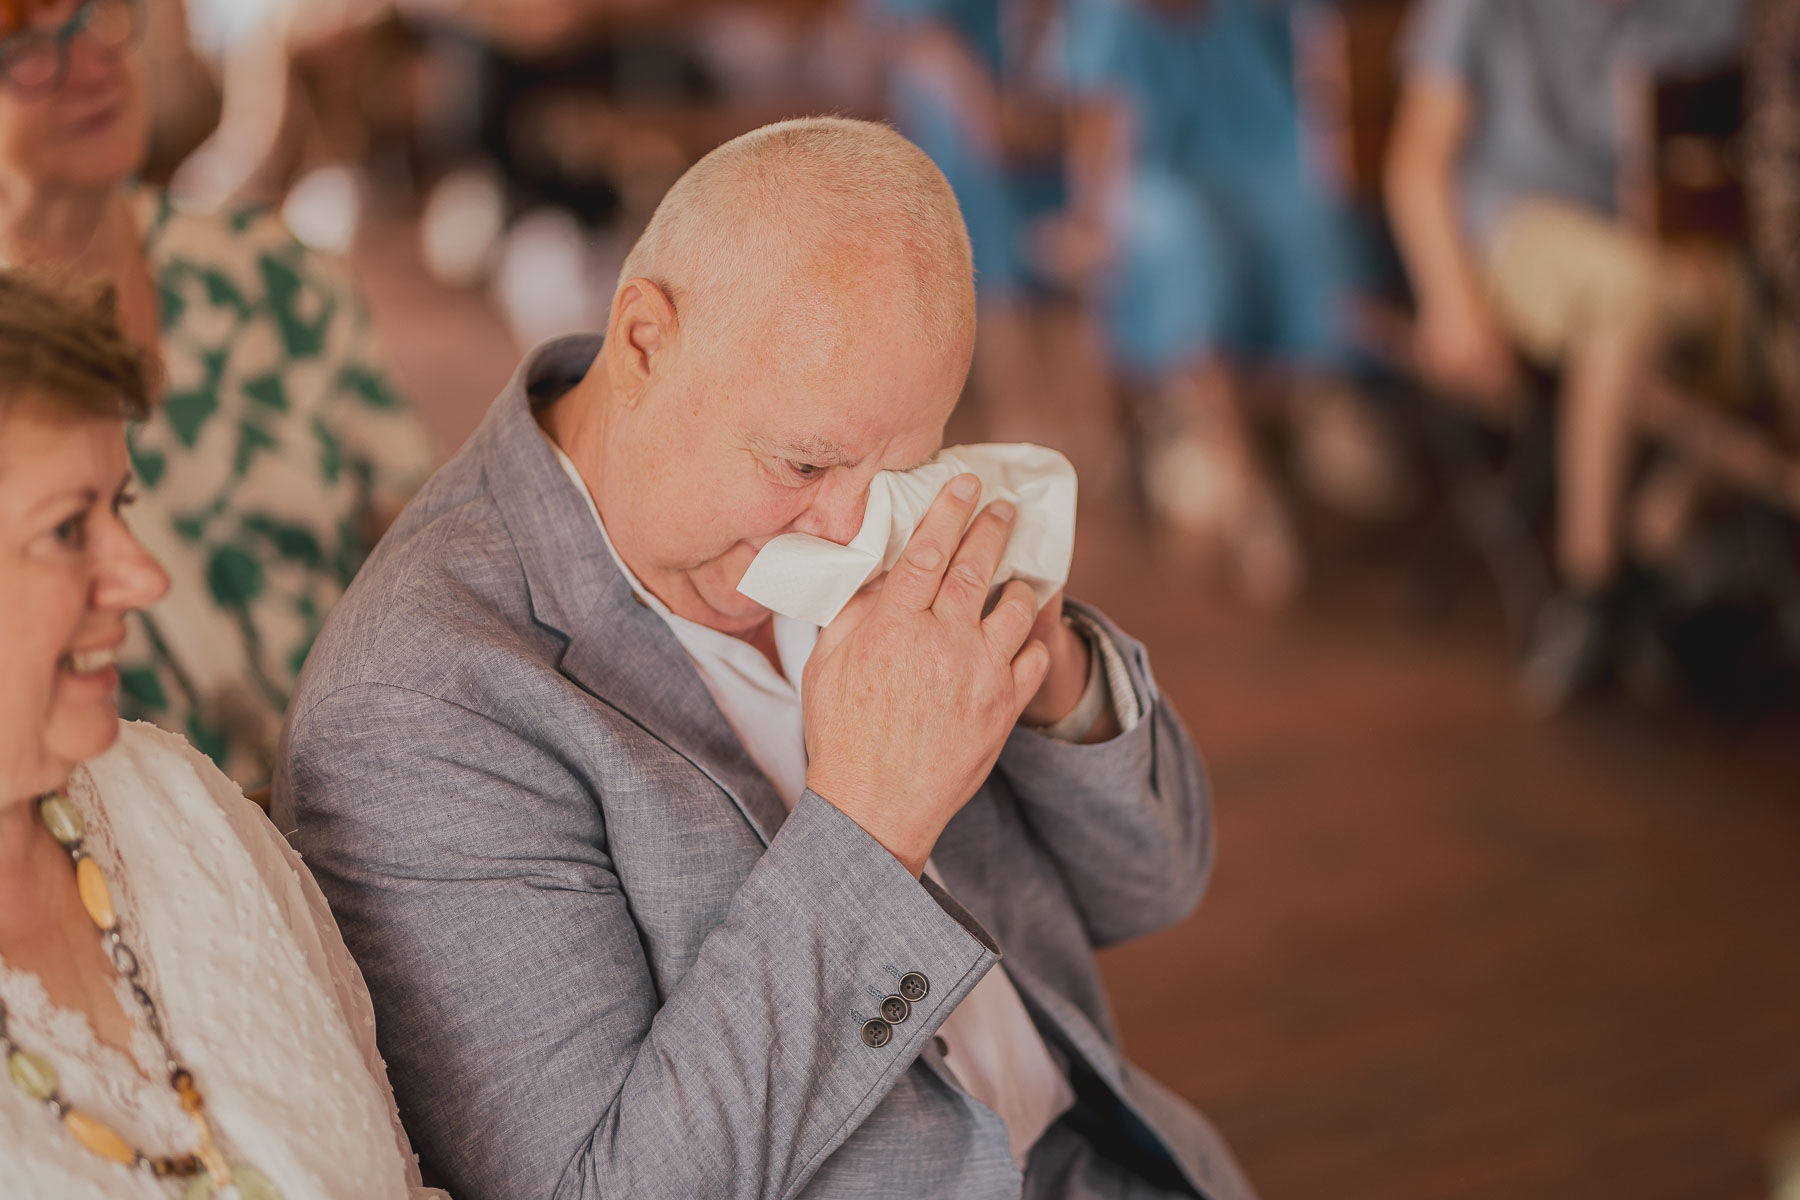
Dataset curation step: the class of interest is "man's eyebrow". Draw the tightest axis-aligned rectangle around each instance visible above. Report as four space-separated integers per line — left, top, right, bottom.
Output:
764 436 856 467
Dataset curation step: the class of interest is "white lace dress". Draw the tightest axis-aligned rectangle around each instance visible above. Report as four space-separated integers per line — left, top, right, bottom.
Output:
0 721 445 1199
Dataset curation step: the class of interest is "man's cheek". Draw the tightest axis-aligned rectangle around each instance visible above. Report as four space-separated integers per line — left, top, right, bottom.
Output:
739 489 815 545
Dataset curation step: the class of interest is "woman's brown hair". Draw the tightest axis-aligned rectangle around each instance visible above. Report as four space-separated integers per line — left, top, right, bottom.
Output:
0 271 150 422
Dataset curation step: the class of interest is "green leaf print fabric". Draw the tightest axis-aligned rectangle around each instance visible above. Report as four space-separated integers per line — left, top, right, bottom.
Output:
117 189 438 787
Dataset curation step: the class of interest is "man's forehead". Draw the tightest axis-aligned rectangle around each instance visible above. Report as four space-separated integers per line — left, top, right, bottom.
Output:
714 305 965 472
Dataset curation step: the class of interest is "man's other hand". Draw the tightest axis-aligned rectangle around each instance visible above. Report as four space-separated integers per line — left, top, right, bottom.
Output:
803 474 1052 876
1017 590 1090 729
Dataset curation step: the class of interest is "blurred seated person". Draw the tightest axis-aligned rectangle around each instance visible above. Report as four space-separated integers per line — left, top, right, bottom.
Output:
173 0 391 211
868 0 1077 444
136 0 218 184
1052 0 1360 607
1750 0 1800 430
0 0 438 785
0 274 441 1199
174 0 597 214
1384 0 1748 709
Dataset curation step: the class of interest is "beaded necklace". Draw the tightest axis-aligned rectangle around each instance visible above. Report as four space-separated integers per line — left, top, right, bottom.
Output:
0 790 281 1199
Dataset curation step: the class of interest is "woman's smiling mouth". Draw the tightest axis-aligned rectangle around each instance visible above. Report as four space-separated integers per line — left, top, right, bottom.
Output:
61 645 119 675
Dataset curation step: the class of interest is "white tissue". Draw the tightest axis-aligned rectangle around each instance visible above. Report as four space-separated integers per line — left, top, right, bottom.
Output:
736 443 1077 626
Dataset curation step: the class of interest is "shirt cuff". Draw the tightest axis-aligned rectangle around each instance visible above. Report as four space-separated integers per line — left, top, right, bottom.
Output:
1029 611 1143 742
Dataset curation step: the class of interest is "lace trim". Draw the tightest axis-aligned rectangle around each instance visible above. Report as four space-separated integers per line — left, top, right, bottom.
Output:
0 768 203 1171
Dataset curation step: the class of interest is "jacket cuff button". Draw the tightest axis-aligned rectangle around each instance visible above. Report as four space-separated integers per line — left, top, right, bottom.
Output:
898 972 929 1003
860 1018 893 1048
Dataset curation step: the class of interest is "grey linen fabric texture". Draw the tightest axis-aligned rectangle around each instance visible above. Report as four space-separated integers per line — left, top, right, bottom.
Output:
274 335 1258 1200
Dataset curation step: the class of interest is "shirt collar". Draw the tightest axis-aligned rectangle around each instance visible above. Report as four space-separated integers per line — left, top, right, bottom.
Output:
546 437 664 613
544 437 816 680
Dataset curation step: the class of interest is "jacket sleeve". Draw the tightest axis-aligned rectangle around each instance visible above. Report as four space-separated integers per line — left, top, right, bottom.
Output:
994 601 1213 947
275 681 999 1200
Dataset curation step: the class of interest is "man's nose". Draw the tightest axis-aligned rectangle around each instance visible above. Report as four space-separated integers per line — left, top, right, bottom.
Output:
94 516 169 613
793 472 870 546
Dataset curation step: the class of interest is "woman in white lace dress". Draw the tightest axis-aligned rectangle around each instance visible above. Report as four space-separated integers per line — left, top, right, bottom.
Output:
0 274 444 1197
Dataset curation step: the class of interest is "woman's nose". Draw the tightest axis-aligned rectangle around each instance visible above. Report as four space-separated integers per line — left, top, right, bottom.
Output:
94 517 169 613
62 21 130 92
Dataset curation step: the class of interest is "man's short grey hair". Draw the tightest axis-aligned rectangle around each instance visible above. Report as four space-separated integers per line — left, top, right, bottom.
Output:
616 117 975 355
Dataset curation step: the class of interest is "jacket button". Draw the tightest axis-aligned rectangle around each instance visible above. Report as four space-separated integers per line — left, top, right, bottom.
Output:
898 972 928 1003
880 995 911 1024
860 1019 893 1048
933 1035 950 1058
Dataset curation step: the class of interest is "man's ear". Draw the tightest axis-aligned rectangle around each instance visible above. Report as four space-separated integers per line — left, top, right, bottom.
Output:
606 278 678 408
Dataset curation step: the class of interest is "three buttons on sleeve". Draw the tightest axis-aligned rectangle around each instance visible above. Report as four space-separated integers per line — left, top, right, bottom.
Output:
860 971 929 1048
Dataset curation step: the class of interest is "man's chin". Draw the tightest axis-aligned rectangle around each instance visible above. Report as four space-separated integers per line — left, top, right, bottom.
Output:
705 592 774 635
684 569 772 636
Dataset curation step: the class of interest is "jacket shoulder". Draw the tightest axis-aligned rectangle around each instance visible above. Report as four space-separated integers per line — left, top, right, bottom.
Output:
293 457 558 720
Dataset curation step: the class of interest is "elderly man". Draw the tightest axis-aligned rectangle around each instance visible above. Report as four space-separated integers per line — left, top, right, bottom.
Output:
276 118 1254 1200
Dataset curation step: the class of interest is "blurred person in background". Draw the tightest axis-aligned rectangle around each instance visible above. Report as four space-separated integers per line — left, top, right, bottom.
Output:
134 0 217 184
172 0 398 214
0 273 441 1200
1384 0 1748 711
1049 0 1363 608
1750 0 1800 433
0 0 437 785
867 0 1091 447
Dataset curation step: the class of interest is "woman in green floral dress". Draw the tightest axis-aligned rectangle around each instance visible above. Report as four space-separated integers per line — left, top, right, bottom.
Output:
0 0 436 786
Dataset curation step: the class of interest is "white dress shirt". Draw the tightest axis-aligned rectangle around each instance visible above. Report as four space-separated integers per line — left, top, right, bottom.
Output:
552 446 1088 1166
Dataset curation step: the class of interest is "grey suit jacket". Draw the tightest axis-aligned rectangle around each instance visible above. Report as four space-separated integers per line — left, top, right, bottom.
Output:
274 335 1257 1200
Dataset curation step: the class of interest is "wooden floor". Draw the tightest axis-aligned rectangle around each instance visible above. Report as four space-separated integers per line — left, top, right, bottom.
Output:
354 214 1800 1200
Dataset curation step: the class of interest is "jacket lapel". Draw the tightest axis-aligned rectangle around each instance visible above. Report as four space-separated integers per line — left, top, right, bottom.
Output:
559 611 791 847
480 334 790 846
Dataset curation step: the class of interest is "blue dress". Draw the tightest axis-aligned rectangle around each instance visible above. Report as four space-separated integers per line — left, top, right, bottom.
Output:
871 0 1066 300
1062 0 1351 377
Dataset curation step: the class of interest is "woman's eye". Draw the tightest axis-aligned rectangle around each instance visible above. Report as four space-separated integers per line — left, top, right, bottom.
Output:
112 487 138 515
53 513 89 550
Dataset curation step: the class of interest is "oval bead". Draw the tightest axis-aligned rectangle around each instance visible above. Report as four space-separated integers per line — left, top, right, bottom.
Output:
184 1164 283 1200
7 1049 56 1100
64 1108 136 1164
75 856 117 931
172 1069 203 1115
38 793 85 846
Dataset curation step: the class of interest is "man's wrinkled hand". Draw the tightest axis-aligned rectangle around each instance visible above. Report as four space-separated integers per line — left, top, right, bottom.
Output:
802 475 1052 876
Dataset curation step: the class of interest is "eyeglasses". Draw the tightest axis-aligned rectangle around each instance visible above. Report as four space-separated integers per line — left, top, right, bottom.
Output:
0 0 140 98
